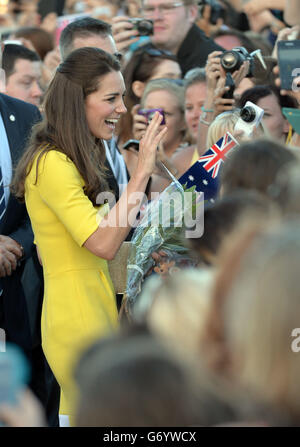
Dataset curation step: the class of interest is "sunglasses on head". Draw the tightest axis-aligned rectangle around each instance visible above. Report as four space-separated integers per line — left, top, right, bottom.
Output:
114 52 123 63
143 47 175 58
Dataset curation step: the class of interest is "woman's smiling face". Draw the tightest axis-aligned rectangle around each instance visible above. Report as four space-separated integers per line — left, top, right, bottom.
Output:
185 82 207 142
85 70 127 140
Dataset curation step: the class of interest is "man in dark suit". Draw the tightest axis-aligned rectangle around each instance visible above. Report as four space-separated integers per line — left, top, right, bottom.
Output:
0 92 60 426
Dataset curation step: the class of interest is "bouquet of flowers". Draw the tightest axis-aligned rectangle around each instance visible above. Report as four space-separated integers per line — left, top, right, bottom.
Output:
123 176 203 317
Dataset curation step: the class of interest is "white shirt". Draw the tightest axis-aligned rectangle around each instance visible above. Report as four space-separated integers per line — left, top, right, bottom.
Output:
104 139 128 196
0 112 12 206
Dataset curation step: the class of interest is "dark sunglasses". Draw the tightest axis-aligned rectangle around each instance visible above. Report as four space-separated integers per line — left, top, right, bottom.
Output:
143 47 175 58
114 52 123 63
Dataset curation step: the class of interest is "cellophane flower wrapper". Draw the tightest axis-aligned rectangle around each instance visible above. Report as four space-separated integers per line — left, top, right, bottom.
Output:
124 179 201 315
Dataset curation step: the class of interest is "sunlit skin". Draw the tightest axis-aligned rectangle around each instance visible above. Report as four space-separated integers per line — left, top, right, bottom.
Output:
143 0 196 53
131 59 182 100
185 81 207 142
144 89 185 156
5 59 42 106
72 34 117 54
256 93 290 141
214 34 243 51
85 70 127 141
234 77 254 101
149 58 182 81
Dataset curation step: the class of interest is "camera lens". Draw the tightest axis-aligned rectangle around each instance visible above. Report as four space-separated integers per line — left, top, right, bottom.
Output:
240 106 256 123
137 19 153 36
221 52 239 71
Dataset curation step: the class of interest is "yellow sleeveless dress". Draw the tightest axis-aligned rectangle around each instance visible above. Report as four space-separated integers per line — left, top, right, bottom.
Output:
25 149 119 416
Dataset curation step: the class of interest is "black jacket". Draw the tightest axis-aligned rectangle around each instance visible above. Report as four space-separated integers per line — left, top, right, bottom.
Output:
177 24 224 76
0 93 41 350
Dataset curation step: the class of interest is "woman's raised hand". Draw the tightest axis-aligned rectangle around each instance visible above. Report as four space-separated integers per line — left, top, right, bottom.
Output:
137 112 168 178
132 104 148 140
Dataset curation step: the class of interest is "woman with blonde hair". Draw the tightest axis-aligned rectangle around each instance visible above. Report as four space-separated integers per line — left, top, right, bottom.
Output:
131 78 188 193
133 269 214 357
206 110 240 149
133 78 187 158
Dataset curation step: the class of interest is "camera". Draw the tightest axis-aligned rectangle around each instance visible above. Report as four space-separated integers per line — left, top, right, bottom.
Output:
129 18 154 36
198 0 226 25
220 46 267 78
221 47 254 77
240 106 257 123
234 101 264 137
138 108 166 125
222 72 235 100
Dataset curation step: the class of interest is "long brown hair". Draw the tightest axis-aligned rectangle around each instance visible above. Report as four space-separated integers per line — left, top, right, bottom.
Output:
12 47 120 205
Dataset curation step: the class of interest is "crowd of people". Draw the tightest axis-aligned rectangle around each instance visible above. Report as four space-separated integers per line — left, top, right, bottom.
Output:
0 0 300 428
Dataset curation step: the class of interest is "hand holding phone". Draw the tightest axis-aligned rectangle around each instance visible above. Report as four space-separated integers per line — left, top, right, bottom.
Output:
132 107 148 140
278 40 300 91
138 108 166 125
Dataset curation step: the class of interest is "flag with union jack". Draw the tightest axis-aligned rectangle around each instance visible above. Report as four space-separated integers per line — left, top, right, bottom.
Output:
179 132 238 201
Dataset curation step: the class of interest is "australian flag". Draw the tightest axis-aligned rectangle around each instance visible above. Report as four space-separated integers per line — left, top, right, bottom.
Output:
179 132 238 201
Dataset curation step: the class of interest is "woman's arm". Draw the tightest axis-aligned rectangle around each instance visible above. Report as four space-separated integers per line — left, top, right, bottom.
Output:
84 112 167 260
284 0 300 26
243 0 285 16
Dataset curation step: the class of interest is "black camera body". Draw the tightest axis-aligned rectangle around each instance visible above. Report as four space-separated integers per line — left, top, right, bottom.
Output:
198 0 226 25
220 46 254 77
130 18 154 36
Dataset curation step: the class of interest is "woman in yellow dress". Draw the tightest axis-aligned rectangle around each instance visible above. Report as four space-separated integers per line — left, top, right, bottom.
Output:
12 47 167 419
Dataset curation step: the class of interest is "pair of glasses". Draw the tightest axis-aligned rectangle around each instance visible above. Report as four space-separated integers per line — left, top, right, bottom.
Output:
142 2 184 16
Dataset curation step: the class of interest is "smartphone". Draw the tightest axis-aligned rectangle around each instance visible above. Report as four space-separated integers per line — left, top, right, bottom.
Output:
138 108 166 125
278 40 300 91
282 107 300 135
123 139 140 151
0 344 29 407
234 101 264 137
